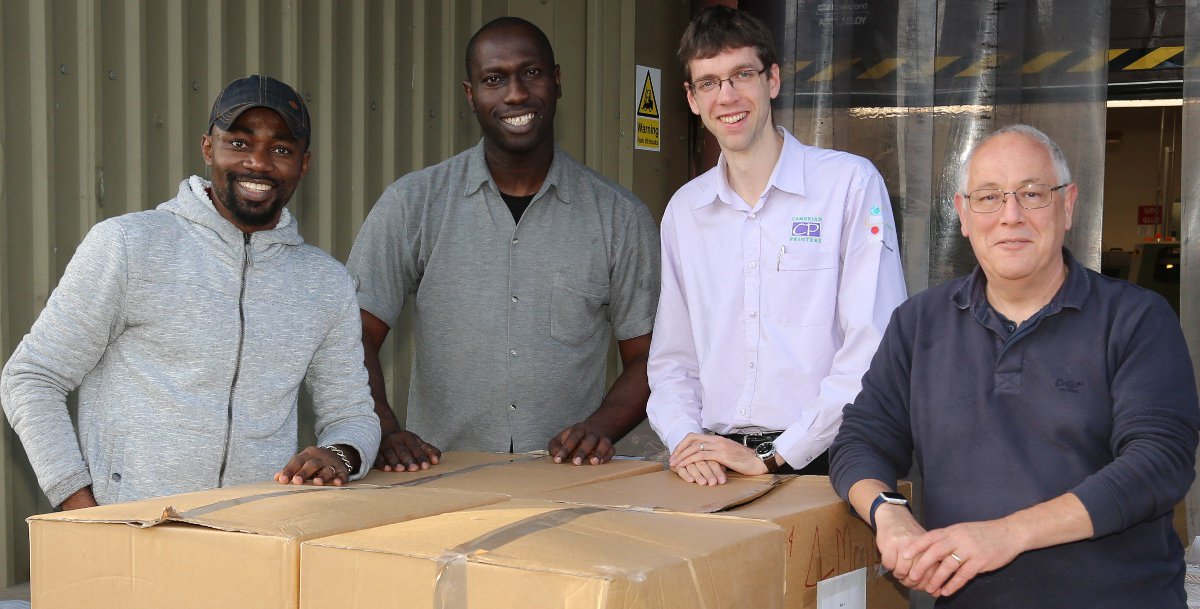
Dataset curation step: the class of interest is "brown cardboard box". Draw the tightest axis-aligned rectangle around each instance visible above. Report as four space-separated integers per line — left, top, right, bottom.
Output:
353 451 663 496
300 499 787 609
538 473 911 609
29 482 508 609
725 477 910 609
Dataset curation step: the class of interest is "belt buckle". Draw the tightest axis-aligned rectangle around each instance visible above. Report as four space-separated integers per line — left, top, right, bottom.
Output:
741 432 763 447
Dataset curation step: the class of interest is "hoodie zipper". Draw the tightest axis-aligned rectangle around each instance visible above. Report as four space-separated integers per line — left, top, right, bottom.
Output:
217 232 252 485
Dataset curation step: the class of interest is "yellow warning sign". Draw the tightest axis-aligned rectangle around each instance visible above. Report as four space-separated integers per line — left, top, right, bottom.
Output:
634 66 661 152
636 117 660 149
637 72 659 118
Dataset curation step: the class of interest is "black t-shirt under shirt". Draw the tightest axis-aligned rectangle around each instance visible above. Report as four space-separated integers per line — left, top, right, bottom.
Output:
500 191 535 224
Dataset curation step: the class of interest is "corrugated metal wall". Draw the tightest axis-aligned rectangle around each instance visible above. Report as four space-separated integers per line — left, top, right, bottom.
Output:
0 0 655 584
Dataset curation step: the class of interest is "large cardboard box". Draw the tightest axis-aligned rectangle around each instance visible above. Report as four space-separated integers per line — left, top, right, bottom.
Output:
29 482 508 609
725 477 910 609
538 472 911 609
354 451 663 496
301 499 787 609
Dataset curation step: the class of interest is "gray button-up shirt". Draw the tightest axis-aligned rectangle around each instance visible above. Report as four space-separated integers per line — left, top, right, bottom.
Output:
348 141 660 452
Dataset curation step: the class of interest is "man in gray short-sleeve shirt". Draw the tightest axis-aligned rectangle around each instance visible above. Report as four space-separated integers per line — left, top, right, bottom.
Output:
347 17 660 472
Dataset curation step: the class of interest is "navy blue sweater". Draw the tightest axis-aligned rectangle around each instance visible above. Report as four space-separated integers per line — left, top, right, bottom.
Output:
831 250 1199 608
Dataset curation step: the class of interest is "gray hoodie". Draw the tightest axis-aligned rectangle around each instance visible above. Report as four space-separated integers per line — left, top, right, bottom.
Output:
1 176 379 506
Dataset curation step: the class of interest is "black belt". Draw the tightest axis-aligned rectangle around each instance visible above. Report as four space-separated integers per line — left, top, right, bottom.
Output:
720 431 783 448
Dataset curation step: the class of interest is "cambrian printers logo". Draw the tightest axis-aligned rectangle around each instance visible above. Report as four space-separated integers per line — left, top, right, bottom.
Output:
791 216 822 243
1055 378 1082 393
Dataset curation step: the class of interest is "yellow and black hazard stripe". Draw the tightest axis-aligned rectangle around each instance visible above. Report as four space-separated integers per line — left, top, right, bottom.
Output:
789 46 1185 82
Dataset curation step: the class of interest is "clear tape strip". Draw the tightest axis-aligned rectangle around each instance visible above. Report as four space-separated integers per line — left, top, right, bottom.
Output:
176 453 547 518
380 453 546 488
432 505 606 608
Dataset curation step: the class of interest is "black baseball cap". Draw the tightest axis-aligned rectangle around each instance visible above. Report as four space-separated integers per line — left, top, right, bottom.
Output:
208 75 310 143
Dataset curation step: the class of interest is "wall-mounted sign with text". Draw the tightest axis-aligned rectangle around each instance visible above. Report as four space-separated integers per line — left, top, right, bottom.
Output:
635 65 661 152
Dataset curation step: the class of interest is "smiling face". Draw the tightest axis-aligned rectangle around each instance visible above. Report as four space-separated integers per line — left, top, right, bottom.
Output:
955 131 1077 290
685 46 780 157
462 22 560 160
201 106 310 233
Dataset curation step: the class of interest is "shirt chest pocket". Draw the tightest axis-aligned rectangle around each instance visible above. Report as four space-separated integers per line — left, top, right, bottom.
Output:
765 249 837 327
551 274 610 347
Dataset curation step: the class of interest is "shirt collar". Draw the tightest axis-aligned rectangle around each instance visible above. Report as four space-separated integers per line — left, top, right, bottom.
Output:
692 126 807 210
952 247 1091 317
463 138 570 204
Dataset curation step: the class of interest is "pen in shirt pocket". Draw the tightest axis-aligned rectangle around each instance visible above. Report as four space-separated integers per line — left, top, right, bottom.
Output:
777 245 785 271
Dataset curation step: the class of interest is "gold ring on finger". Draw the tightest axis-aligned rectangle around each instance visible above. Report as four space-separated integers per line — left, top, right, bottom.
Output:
949 553 964 564
699 443 706 451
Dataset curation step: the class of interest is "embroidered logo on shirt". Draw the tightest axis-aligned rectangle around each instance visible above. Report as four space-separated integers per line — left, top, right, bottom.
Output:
867 205 885 242
866 204 896 249
790 216 822 243
1055 378 1083 393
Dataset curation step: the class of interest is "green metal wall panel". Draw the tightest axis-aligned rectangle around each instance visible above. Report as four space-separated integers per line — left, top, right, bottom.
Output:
0 0 655 584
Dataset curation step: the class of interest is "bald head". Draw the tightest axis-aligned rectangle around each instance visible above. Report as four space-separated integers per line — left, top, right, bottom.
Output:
465 17 555 80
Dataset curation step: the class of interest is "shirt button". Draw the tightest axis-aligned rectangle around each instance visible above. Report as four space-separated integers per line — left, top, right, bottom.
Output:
749 311 757 319
509 350 517 357
510 403 517 411
749 261 758 269
748 361 756 369
738 408 748 416
511 296 518 302
511 238 519 244
748 214 757 220
111 472 122 482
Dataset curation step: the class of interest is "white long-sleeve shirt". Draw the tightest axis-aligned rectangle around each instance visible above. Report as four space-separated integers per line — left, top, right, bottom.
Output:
647 128 907 469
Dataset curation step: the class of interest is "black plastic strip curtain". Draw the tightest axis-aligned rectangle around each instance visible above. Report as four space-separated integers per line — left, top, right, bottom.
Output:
1183 0 1200 538
746 0 1109 292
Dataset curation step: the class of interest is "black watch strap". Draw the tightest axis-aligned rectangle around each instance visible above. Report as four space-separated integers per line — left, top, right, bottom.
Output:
868 491 910 529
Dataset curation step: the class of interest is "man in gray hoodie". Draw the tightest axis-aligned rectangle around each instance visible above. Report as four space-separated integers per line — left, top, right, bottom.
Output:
0 75 380 510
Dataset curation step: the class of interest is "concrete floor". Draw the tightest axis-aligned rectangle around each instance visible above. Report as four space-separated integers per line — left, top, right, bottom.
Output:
0 582 29 602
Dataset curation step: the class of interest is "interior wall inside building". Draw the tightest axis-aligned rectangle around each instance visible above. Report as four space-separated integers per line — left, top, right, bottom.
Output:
1102 105 1183 253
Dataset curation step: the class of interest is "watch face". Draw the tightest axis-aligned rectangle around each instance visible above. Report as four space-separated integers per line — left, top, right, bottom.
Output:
755 441 775 458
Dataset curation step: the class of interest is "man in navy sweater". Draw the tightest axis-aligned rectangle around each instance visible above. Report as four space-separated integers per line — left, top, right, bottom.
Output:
830 124 1199 608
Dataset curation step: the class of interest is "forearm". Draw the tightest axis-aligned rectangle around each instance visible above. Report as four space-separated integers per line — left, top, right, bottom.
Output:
848 478 895 523
1002 492 1093 554
584 351 650 441
60 485 98 511
363 345 401 432
360 309 401 432
829 329 914 500
2 361 93 507
645 339 705 452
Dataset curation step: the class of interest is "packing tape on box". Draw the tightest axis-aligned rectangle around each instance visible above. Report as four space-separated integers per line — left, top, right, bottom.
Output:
379 453 546 488
432 505 607 608
177 486 341 518
171 453 551 520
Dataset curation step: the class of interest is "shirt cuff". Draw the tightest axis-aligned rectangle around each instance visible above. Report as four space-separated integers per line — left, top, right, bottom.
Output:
1069 478 1124 539
46 468 94 508
354 293 400 329
773 425 834 472
613 314 655 342
662 421 704 454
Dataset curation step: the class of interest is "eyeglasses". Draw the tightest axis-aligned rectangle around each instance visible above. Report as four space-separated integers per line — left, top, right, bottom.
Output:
686 67 768 97
964 183 1069 213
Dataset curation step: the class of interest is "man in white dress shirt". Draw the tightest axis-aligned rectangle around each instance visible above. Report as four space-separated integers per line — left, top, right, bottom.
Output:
647 5 907 485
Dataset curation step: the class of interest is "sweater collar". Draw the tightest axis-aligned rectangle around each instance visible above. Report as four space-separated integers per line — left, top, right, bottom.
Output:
158 176 305 249
953 247 1091 317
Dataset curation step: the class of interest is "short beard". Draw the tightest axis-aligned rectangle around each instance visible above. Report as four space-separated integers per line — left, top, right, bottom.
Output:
213 172 286 230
